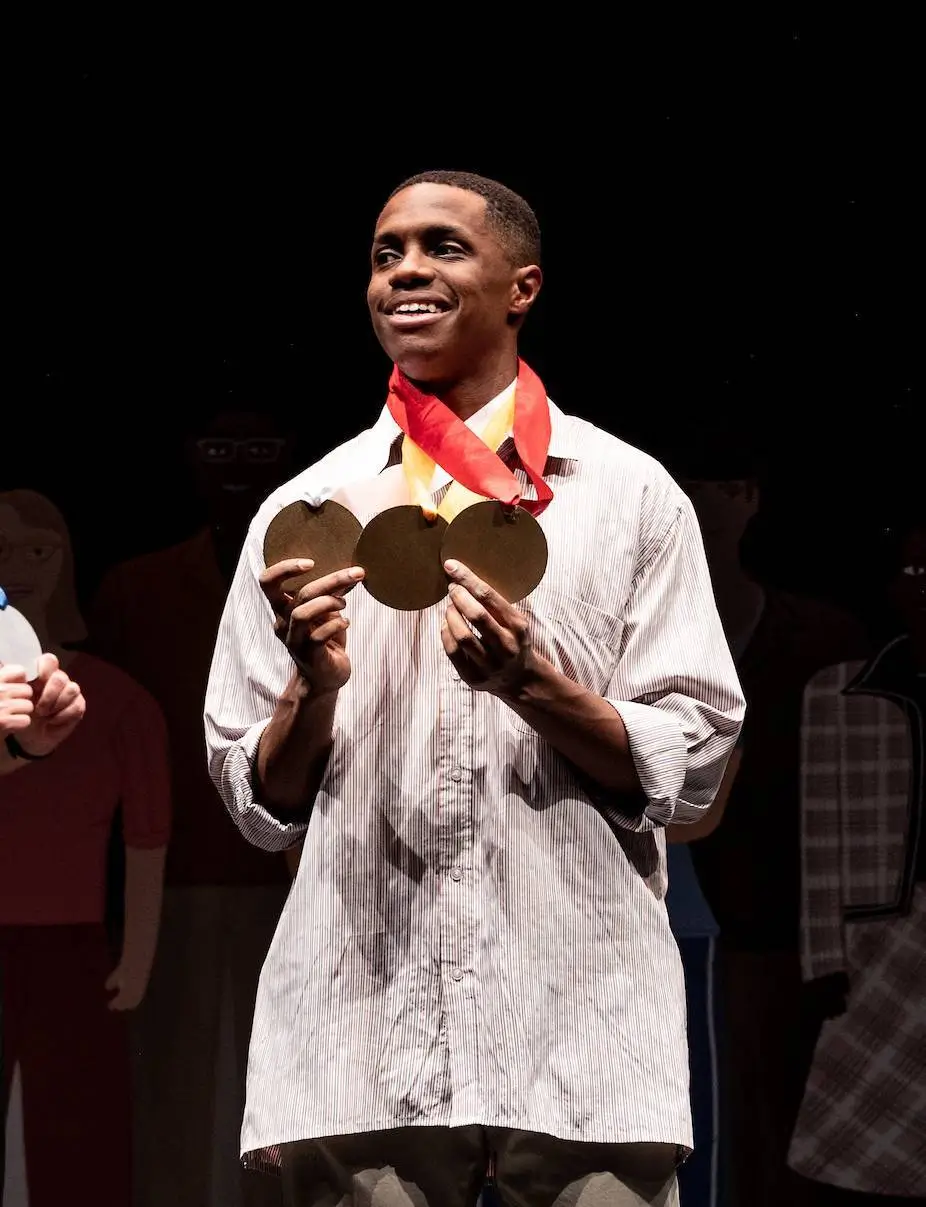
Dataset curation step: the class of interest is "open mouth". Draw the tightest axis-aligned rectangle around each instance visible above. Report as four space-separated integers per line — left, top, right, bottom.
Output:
385 300 453 330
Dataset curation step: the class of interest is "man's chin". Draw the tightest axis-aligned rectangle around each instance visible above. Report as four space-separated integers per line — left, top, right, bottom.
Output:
389 346 453 386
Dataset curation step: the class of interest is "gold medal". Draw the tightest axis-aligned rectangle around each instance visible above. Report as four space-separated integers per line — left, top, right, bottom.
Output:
441 500 548 603
263 499 362 594
354 505 449 611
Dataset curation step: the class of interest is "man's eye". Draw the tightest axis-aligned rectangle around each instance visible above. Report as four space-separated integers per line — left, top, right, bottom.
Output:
435 242 464 256
374 248 399 266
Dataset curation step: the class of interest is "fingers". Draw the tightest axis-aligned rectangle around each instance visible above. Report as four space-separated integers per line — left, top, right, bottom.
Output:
290 594 347 624
33 668 73 717
43 688 86 731
32 652 60 683
446 583 510 653
275 594 348 646
442 601 490 670
444 560 511 616
0 699 33 731
259 558 316 615
293 566 365 605
1 681 34 731
260 562 365 619
305 616 350 645
0 664 29 684
0 681 32 701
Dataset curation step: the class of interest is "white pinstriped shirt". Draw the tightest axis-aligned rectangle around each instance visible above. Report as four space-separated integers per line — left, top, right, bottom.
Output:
204 398 745 1169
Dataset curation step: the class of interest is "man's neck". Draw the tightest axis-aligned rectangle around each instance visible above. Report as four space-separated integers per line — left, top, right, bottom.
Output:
406 353 519 422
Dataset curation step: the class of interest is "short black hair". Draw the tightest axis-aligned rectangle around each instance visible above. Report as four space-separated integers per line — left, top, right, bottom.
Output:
387 170 541 267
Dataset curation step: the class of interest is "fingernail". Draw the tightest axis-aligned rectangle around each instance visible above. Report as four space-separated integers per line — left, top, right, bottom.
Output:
349 566 364 579
444 560 459 573
298 559 315 568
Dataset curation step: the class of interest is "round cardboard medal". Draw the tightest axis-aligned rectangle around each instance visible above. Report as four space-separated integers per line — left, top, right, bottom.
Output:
263 500 363 595
441 501 548 603
0 595 43 681
354 505 449 611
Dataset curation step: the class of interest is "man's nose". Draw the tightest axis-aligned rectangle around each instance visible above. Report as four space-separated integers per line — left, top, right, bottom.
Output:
388 248 435 285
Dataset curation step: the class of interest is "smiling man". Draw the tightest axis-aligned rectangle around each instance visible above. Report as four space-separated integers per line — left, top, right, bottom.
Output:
204 171 746 1207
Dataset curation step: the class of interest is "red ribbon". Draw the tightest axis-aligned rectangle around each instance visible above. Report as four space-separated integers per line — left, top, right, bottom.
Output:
386 358 554 517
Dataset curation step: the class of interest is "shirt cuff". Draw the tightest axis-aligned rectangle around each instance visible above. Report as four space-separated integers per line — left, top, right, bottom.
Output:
219 719 311 851
606 699 688 828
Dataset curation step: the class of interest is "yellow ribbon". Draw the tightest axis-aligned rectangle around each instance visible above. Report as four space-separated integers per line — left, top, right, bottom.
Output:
401 390 517 522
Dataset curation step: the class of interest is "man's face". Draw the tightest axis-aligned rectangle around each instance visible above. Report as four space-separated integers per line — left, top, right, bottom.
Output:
367 183 535 384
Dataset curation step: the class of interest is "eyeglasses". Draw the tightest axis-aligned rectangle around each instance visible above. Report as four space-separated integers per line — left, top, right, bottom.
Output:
195 437 286 465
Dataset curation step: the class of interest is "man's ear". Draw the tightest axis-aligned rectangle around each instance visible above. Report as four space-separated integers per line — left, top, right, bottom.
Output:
509 265 542 324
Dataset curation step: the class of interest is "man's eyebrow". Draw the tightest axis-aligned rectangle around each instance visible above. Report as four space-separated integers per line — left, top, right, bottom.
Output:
372 223 472 246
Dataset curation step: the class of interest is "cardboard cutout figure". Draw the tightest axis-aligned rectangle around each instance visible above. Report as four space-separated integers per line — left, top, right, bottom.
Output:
789 518 926 1199
0 490 170 1207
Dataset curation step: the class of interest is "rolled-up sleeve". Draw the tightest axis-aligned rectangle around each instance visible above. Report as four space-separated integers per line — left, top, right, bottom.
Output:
203 517 310 852
605 492 745 831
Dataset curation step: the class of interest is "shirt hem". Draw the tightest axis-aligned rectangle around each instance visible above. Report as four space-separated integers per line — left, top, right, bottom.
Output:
241 1120 694 1175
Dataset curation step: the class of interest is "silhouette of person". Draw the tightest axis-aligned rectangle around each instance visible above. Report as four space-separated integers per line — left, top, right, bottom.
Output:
0 489 170 1207
88 407 295 1207
669 436 870 1207
788 512 926 1202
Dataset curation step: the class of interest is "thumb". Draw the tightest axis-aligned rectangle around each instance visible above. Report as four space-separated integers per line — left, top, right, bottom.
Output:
104 967 120 991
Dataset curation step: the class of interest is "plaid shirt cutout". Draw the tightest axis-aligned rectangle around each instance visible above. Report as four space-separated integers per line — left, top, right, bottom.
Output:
789 637 926 1196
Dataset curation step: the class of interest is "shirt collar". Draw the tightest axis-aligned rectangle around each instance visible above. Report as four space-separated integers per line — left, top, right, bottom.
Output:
371 391 578 473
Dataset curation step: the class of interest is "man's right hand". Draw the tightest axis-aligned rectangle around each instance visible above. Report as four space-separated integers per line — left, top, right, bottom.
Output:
259 559 365 696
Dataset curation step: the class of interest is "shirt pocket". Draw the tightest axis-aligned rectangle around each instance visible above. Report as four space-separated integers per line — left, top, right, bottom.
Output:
509 589 624 736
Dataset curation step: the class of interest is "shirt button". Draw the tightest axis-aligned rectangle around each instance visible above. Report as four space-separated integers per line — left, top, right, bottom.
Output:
450 669 460 681
451 967 464 982
450 767 463 782
450 866 463 881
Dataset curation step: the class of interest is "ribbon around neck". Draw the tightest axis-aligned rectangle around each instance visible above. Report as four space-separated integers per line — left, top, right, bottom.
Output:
386 358 554 523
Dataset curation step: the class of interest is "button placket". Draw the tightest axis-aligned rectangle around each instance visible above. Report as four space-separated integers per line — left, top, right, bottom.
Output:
438 670 476 1008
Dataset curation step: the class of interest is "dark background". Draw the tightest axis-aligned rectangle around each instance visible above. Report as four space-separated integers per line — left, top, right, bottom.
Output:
7 26 921 624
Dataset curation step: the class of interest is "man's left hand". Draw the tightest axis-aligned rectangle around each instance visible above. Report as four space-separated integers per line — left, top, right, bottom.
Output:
441 561 535 698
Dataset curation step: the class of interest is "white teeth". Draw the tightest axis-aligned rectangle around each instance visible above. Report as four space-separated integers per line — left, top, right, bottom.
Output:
395 303 441 314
